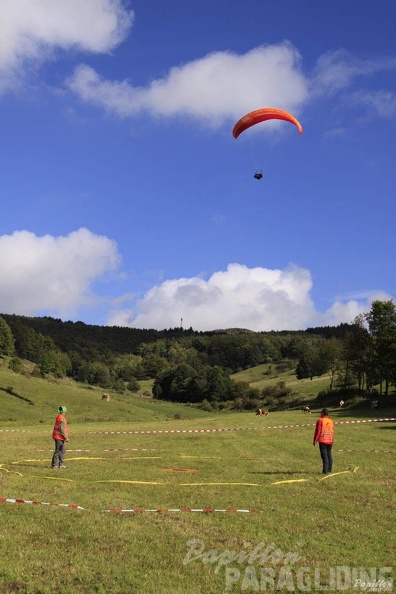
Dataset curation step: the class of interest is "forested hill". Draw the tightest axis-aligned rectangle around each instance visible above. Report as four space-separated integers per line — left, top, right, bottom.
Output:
1 314 190 359
2 303 395 404
1 312 350 361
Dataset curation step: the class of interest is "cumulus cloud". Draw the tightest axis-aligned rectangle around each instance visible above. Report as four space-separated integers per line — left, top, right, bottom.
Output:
67 43 308 126
1 2 395 129
318 290 393 326
0 0 133 93
106 263 386 331
0 241 389 331
0 228 120 317
67 43 396 129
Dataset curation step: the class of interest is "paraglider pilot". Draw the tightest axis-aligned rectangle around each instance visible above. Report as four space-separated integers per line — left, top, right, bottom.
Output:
254 171 263 180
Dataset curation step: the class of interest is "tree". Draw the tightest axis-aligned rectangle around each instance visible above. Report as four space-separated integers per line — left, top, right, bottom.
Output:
318 337 344 390
342 315 370 390
203 365 233 402
0 317 15 356
295 343 326 380
87 362 112 388
365 300 396 395
38 350 71 378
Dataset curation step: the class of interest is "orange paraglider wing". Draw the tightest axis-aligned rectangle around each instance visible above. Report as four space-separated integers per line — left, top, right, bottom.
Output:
232 107 303 139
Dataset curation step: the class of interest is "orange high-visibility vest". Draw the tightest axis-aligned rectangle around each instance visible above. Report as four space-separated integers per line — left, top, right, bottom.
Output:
318 417 334 444
52 414 68 441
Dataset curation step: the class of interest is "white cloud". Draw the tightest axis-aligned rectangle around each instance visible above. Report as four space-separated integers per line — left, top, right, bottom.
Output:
350 89 396 117
310 49 396 97
107 262 386 331
0 228 121 317
0 241 390 331
1 2 394 129
0 0 133 93
318 291 393 327
67 43 396 129
68 43 308 126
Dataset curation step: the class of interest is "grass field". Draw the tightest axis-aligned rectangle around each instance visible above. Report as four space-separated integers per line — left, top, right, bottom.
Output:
0 361 395 593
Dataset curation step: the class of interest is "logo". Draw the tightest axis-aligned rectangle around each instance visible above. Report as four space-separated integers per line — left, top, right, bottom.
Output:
183 539 393 592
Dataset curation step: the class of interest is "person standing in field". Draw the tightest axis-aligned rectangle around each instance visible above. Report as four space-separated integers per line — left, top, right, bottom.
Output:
313 408 334 474
51 405 69 469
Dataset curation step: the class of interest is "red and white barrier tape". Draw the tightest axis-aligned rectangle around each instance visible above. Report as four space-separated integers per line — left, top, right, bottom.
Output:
88 428 244 435
88 418 395 435
336 449 395 453
0 497 84 510
37 448 157 453
102 507 258 514
259 418 396 430
103 448 157 452
37 449 92 452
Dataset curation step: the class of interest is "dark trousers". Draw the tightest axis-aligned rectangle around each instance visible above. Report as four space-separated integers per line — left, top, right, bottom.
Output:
51 439 66 467
319 442 333 474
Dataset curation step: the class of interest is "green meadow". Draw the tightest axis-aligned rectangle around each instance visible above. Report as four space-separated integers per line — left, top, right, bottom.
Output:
0 362 395 593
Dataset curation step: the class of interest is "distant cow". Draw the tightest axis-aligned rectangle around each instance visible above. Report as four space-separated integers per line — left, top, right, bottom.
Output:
370 400 380 410
102 393 110 402
256 408 269 416
301 406 311 414
339 400 345 407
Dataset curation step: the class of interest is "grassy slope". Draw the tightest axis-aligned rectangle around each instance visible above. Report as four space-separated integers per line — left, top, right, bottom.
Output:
232 363 336 403
0 360 395 593
0 360 210 427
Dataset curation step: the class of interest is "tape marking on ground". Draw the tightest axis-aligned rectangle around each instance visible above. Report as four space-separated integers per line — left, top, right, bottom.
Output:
91 479 164 485
320 466 359 480
27 475 75 482
121 457 161 460
272 479 310 485
178 482 260 487
0 467 23 476
102 508 259 514
0 497 83 509
320 471 351 481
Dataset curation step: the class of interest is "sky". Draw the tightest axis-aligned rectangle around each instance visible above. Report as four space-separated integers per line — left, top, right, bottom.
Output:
1 0 395 332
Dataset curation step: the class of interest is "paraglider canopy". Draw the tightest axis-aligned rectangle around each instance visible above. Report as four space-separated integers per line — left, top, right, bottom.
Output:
233 107 303 139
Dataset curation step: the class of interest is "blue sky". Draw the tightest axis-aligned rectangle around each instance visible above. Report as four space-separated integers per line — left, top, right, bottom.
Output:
1 0 395 331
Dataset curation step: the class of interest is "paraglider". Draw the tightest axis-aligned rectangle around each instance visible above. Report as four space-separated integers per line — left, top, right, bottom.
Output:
232 107 303 180
232 107 303 139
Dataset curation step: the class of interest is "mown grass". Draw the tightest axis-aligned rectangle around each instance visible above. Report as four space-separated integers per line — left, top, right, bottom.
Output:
1 408 395 593
0 359 395 593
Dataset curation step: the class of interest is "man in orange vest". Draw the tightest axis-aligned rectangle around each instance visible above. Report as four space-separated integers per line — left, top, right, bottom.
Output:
51 406 69 469
313 408 334 474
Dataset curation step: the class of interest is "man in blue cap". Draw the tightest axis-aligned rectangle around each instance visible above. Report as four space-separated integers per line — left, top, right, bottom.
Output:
51 406 69 469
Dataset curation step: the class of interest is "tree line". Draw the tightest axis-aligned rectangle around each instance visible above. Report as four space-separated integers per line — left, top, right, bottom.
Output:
0 300 395 407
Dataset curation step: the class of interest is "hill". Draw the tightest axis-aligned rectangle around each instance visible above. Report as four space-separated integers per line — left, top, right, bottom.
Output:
0 357 211 426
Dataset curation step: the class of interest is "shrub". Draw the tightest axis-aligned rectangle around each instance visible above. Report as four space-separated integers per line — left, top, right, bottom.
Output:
127 377 140 392
199 399 215 412
9 357 23 374
243 397 261 411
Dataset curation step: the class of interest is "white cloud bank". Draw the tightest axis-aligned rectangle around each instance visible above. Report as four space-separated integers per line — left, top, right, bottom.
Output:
0 0 134 93
0 230 390 330
67 45 396 127
67 43 308 126
0 2 395 125
107 263 391 332
0 228 120 317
